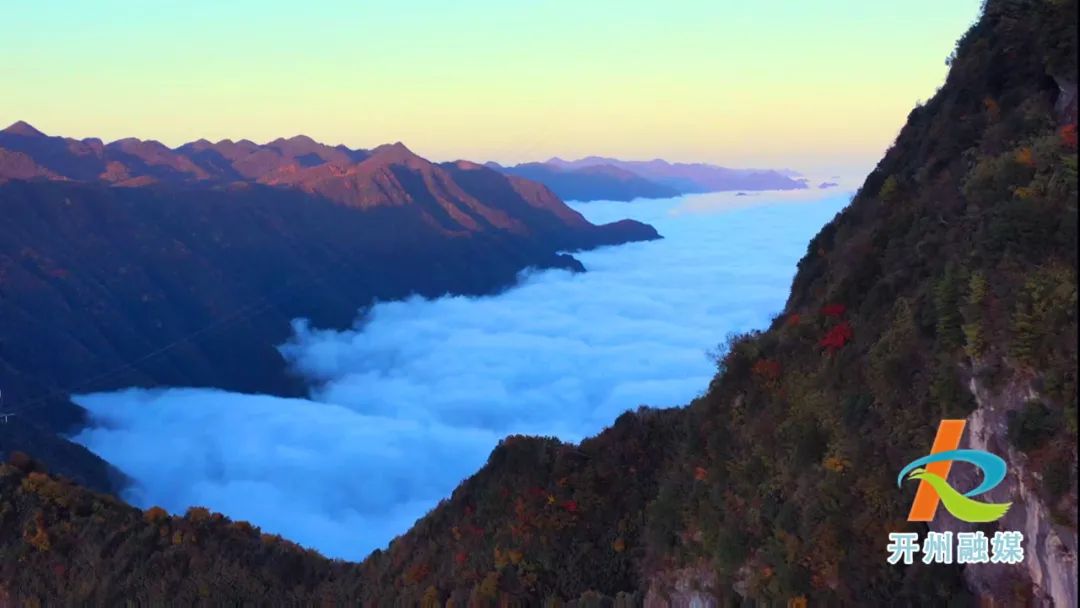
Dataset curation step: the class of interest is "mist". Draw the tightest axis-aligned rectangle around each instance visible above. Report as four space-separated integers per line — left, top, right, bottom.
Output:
73 186 851 561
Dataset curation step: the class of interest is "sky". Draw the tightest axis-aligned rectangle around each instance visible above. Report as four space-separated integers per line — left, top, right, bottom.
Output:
73 187 852 560
1 1 981 175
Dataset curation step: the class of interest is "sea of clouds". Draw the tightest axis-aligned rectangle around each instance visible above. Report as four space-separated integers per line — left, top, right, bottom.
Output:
73 186 851 561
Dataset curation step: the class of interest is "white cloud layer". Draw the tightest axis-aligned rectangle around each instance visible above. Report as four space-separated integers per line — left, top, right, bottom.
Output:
73 187 851 561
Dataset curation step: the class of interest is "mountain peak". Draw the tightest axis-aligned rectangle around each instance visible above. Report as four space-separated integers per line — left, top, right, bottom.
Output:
269 134 318 147
368 141 420 163
2 120 46 137
449 160 486 171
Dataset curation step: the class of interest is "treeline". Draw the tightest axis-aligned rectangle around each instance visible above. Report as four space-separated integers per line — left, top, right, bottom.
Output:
0 454 362 604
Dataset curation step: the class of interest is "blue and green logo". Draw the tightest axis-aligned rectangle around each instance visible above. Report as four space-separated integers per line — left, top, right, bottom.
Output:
898 419 1012 523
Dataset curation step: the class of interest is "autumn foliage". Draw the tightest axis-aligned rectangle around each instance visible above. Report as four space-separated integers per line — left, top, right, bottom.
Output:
144 506 169 524
0 459 358 604
1061 123 1078 149
1014 146 1035 167
819 303 847 318
752 358 782 383
818 321 853 351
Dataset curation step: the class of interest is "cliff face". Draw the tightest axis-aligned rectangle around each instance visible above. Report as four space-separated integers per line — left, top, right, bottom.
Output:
944 374 1078 606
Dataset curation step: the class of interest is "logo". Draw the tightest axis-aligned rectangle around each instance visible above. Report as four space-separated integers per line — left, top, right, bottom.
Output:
897 419 1011 523
886 419 1023 566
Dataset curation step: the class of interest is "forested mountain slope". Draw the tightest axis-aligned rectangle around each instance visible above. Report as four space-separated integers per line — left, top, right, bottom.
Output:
355 0 1078 603
0 0 1076 604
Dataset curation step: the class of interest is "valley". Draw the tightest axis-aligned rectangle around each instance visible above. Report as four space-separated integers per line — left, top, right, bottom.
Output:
70 188 852 560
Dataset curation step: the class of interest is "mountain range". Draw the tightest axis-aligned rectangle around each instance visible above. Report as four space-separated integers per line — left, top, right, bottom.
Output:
0 124 658 492
488 157 807 202
0 0 1077 604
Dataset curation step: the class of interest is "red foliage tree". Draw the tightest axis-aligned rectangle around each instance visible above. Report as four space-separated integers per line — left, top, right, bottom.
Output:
752 359 782 383
819 321 853 351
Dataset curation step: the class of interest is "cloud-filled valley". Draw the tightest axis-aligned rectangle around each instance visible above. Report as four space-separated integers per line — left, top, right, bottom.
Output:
72 188 851 561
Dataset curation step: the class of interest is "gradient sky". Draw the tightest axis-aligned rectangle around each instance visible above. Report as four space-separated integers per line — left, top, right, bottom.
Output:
1 0 981 174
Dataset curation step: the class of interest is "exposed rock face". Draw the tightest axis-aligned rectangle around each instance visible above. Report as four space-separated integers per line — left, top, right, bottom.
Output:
643 370 1079 608
926 373 1080 607
1054 76 1078 125
643 566 719 608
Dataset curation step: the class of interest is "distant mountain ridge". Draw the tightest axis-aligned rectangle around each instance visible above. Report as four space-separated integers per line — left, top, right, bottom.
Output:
487 161 682 202
0 122 805 204
487 155 807 201
546 156 808 193
0 122 659 493
488 155 806 201
0 122 660 243
0 121 369 185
